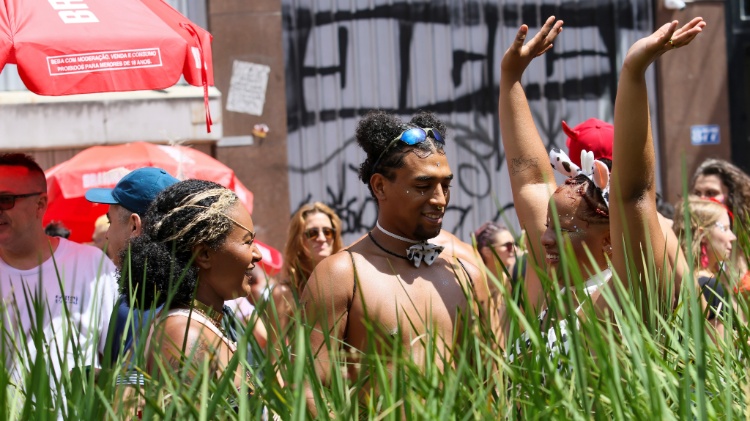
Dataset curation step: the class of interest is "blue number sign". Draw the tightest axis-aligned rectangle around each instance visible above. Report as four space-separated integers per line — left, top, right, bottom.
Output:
690 125 720 146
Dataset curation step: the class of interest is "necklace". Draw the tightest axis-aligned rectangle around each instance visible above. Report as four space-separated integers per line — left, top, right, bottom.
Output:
190 299 227 337
376 221 420 244
368 232 409 261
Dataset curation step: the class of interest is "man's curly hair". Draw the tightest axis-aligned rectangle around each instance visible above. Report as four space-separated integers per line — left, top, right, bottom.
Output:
118 179 239 309
693 158 750 224
356 110 447 199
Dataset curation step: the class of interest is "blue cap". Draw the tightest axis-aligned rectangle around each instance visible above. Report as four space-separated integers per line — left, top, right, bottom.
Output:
85 167 179 215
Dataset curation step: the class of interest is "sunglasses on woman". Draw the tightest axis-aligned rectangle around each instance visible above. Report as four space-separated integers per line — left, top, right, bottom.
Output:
371 127 445 171
491 241 516 252
304 227 335 240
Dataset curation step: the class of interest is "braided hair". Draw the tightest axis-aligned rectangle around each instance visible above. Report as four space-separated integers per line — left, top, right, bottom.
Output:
356 110 447 199
119 179 239 308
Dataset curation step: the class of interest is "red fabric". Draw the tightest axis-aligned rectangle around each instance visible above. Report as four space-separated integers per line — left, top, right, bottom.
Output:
44 142 254 244
563 118 614 167
736 271 750 295
254 239 283 276
705 197 734 222
0 0 214 130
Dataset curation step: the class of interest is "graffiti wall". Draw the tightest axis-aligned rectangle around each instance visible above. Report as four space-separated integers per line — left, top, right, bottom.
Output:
282 0 656 244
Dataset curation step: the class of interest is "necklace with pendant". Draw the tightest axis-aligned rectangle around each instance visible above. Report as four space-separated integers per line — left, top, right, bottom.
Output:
190 299 228 338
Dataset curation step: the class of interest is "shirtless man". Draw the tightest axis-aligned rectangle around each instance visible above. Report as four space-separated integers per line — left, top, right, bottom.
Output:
301 111 489 414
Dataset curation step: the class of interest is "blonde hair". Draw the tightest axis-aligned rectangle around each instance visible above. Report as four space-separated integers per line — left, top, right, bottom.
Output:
672 196 729 268
282 202 343 294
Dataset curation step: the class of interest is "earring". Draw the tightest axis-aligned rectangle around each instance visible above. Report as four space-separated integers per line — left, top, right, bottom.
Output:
700 243 709 269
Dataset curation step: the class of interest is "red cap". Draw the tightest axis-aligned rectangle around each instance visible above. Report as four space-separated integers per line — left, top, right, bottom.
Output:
562 118 614 167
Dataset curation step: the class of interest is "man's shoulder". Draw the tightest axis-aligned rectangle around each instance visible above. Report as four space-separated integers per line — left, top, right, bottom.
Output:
57 238 115 269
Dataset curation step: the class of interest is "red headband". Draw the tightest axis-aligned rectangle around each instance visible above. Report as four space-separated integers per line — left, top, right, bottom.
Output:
705 197 734 222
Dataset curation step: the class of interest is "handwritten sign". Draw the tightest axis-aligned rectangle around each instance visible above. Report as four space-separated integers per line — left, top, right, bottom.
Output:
226 61 270 116
690 125 720 146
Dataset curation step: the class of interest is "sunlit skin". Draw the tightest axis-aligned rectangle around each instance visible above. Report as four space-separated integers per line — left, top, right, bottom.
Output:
104 204 140 268
486 229 517 269
379 152 453 241
540 187 610 280
303 212 335 265
693 174 728 204
151 202 262 390
302 148 487 416
703 212 736 271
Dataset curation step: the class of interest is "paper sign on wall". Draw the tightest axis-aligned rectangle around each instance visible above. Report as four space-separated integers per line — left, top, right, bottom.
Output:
226 61 270 116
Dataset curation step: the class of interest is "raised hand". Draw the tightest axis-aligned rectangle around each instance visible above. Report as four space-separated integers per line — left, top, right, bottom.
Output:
624 17 706 72
501 16 563 79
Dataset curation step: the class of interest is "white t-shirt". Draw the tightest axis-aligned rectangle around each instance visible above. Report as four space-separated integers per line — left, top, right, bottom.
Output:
0 238 118 386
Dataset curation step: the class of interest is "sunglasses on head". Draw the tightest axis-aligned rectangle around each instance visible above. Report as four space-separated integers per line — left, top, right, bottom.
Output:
304 227 335 240
0 192 43 211
371 127 445 172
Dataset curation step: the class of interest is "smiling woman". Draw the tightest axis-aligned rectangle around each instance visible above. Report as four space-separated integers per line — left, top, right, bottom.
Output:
119 179 262 399
282 202 343 295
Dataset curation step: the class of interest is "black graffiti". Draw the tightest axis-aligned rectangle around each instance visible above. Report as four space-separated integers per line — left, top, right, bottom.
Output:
283 0 648 131
283 0 650 238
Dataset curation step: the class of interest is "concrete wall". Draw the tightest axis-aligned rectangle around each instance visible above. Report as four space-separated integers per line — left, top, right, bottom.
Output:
209 0 291 251
0 87 221 149
656 2 732 202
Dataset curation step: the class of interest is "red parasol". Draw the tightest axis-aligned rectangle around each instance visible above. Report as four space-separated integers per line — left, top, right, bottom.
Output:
0 0 214 130
44 142 253 244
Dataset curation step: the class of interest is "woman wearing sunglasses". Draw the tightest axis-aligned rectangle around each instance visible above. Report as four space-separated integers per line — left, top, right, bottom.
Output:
475 222 518 290
282 202 344 295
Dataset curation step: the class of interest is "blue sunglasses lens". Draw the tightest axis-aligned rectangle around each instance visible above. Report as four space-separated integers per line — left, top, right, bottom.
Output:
399 128 428 145
429 129 444 143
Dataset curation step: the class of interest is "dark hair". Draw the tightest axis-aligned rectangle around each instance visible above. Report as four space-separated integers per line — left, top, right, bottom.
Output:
356 110 447 199
474 221 509 249
561 175 610 224
0 153 47 191
119 179 239 309
692 158 750 223
44 221 71 238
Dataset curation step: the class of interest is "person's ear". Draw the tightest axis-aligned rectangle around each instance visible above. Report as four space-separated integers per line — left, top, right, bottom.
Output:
36 192 49 217
371 173 387 202
193 244 212 270
130 213 142 238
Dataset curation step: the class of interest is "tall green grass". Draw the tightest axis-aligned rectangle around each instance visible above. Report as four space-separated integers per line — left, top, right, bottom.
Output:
2 219 749 420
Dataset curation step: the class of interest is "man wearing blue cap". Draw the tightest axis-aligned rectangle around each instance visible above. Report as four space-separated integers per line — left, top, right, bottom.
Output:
86 167 178 365
86 167 179 268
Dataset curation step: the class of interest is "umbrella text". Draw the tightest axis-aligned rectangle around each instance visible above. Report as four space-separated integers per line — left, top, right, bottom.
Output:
48 0 99 24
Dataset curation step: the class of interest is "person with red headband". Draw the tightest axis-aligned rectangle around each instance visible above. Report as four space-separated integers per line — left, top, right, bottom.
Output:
673 197 737 339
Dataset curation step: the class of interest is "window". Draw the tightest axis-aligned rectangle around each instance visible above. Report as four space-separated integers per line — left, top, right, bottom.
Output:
0 0 207 92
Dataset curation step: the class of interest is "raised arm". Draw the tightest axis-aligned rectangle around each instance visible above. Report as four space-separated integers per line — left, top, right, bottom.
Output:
498 16 563 310
610 19 706 307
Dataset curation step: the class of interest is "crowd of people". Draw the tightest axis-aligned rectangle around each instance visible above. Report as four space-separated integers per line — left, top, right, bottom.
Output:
3 13 750 416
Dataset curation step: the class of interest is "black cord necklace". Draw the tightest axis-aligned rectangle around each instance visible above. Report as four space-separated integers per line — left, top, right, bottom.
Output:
368 231 409 261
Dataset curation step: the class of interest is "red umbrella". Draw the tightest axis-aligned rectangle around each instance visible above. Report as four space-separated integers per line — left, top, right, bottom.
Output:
0 0 214 130
254 240 283 276
44 142 254 244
